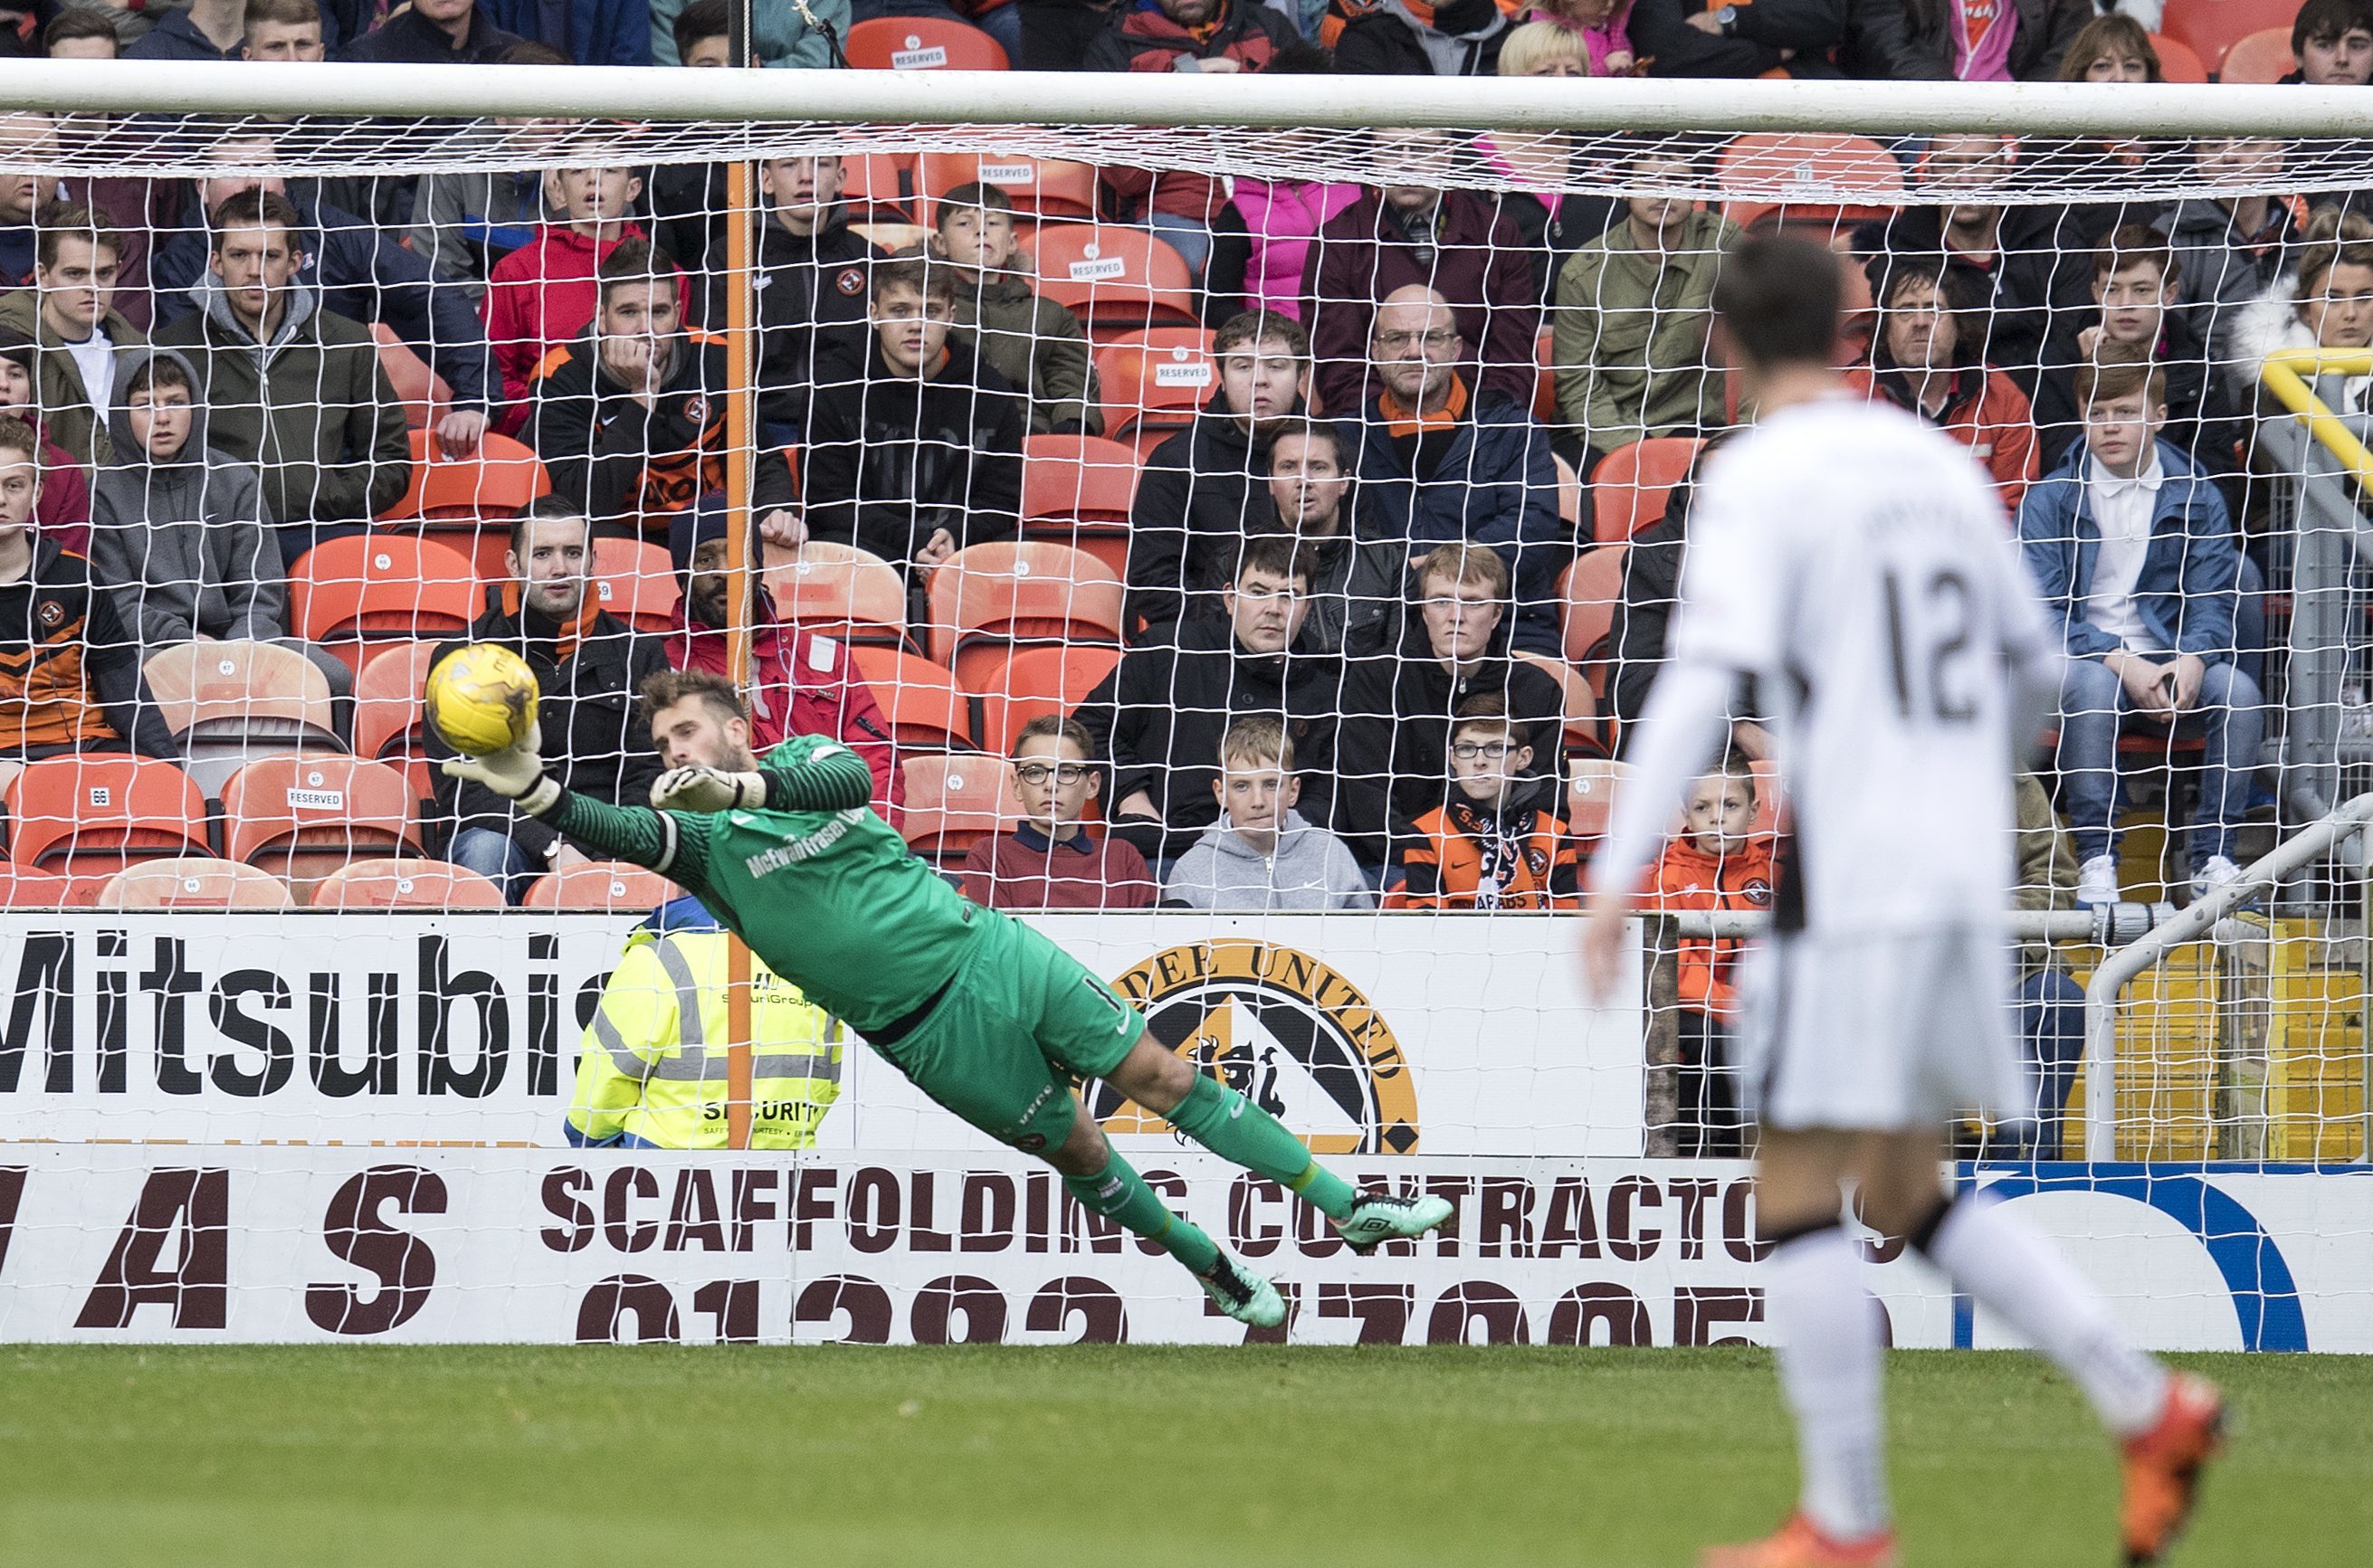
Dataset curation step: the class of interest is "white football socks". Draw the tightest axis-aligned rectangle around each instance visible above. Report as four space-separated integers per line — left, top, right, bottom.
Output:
1923 1194 2170 1438
1768 1226 1892 1541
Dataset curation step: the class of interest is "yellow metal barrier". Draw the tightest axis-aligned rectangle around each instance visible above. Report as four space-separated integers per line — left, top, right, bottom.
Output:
2260 347 2373 487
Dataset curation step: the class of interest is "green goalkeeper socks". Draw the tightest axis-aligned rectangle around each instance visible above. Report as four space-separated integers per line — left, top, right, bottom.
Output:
1167 1073 1359 1222
1062 1154 1221 1275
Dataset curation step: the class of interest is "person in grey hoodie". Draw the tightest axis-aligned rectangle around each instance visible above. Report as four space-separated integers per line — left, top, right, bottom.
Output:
85 347 354 698
1162 715 1375 911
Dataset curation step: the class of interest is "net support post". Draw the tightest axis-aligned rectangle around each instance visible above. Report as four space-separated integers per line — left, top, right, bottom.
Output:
2080 793 2373 1161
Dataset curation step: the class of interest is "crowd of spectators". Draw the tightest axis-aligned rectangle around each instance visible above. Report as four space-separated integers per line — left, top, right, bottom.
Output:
0 0 2357 1044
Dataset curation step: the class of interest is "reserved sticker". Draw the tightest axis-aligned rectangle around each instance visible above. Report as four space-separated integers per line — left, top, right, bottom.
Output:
1067 255 1128 281
286 788 346 811
891 44 948 68
1152 362 1212 386
979 162 1035 184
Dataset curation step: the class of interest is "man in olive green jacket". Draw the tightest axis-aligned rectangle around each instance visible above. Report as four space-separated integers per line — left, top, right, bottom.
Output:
151 188 411 569
0 218 149 467
1551 146 1739 470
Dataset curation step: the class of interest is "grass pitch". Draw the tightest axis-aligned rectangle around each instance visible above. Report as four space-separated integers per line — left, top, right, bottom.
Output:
0 1345 2364 1567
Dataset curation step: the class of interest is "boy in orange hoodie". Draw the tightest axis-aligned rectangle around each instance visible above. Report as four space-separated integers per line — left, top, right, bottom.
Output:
1385 695 1579 910
1647 750 1772 1155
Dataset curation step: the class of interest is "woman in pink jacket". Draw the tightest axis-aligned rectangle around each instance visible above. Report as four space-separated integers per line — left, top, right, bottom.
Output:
1230 176 1364 321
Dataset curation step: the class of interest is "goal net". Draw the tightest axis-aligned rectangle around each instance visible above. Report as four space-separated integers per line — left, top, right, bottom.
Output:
0 59 2365 1347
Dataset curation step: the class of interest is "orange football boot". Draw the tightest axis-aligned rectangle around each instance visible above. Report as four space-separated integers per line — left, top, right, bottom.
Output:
2120 1373 2226 1564
1701 1513 1900 1568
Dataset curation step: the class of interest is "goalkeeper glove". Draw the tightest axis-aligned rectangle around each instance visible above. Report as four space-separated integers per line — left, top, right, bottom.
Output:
441 739 562 816
651 765 767 813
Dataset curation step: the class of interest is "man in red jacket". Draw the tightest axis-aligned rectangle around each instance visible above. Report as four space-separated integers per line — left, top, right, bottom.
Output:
1082 0 1296 289
483 165 690 414
665 497 904 823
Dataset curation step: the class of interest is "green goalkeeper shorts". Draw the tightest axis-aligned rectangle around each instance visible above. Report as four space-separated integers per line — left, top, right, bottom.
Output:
867 908 1145 1154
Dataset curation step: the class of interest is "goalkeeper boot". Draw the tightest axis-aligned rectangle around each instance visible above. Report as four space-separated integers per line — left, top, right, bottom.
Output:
2120 1373 2225 1565
1196 1256 1286 1330
1700 1514 1898 1568
1335 1191 1456 1255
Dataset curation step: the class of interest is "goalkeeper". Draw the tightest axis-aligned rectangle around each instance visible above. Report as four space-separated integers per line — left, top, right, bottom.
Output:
446 666 1451 1326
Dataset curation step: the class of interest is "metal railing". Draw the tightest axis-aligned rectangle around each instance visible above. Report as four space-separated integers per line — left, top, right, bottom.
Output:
2079 790 2373 1159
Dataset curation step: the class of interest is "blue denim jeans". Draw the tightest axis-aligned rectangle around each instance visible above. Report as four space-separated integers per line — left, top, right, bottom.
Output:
447 827 539 906
2054 654 2265 869
2016 967 2083 1159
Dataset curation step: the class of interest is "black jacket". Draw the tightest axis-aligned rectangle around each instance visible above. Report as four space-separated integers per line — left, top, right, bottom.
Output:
0 538 174 759
791 338 1026 565
1072 614 1349 861
1870 0 2089 81
1633 0 1844 77
728 212 884 438
2031 309 2248 489
1333 0 1507 76
426 594 667 858
1330 606 1566 864
1855 201 2154 390
1121 400 1287 640
341 5 523 62
523 328 734 537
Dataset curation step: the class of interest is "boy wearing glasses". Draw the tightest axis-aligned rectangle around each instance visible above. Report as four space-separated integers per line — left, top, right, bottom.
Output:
960 715 1158 910
788 256 1025 576
1384 695 1577 910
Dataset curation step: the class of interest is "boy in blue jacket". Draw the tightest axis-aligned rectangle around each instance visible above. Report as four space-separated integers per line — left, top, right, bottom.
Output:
2016 352 2262 908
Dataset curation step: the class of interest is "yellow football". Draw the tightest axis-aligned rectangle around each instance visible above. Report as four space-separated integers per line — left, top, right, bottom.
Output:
425 643 539 757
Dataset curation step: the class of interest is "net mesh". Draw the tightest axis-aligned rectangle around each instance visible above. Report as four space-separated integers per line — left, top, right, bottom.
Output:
0 81 2365 1344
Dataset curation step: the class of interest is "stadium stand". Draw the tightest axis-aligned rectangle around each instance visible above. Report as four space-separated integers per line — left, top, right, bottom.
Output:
843 14 1010 71
98 856 296 910
524 860 679 911
310 857 509 910
5 755 211 874
222 755 425 900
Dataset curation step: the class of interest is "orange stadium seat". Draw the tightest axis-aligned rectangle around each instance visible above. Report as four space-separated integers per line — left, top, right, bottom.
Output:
1022 433 1140 576
915 152 1101 223
354 641 439 764
312 858 508 910
377 430 552 578
0 862 84 908
927 541 1127 689
2165 0 2298 72
141 640 347 798
1559 545 1627 678
970 643 1123 755
1591 437 1703 545
290 533 481 669
765 540 910 646
837 153 918 224
525 861 679 912
1534 328 1558 424
849 646 980 750
1033 225 1198 335
899 754 1014 863
5 755 210 874
591 536 681 632
223 756 425 900
1097 328 1216 444
1718 133 1906 232
1512 651 1604 758
375 324 454 431
2217 25 2295 81
2151 33 2210 81
844 15 1009 70
1568 758 1630 842
97 857 294 911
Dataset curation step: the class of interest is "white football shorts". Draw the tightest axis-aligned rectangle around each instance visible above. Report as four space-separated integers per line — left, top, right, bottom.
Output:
1732 921 2033 1132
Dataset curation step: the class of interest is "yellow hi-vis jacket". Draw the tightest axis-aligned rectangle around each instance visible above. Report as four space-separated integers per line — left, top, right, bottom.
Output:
568 927 843 1151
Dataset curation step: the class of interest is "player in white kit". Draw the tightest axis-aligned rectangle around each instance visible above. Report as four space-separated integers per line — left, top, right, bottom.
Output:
1579 234 2224 1568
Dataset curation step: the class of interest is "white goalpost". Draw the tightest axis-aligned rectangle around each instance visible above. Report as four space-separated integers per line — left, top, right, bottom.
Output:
0 57 2367 1348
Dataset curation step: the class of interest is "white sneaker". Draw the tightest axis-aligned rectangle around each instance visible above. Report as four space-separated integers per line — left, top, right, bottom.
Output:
2076 854 2120 908
2191 855 2244 902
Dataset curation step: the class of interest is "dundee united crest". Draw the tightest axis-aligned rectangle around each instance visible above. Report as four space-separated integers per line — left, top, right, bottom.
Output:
1091 941 1417 1155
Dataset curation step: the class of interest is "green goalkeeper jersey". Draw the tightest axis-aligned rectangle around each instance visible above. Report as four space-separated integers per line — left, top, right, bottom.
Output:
536 733 986 1034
